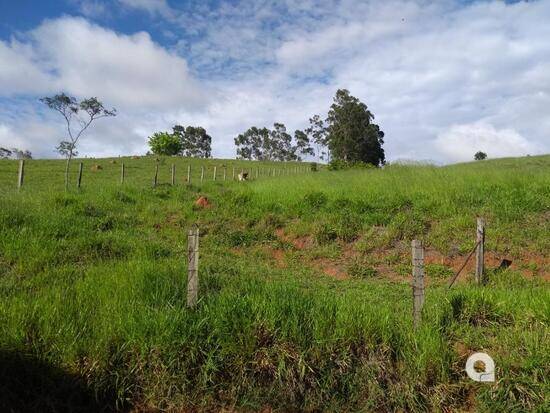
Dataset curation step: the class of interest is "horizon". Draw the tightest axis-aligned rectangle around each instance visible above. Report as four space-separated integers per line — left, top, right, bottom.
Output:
1 0 549 163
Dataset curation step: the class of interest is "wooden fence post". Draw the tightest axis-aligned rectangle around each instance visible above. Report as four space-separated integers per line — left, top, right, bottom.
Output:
232 167 235 180
187 165 191 184
412 239 425 329
17 159 25 189
187 226 199 308
153 164 158 187
77 162 83 188
223 167 226 181
256 167 259 179
475 218 485 284
171 164 175 186
213 166 217 181
120 162 125 184
200 166 204 183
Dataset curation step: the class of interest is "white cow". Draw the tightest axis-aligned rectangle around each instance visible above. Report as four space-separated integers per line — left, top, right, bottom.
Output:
237 172 249 181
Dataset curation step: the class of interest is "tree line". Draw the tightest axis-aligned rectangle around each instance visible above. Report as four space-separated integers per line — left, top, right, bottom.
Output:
35 88 386 189
147 89 386 166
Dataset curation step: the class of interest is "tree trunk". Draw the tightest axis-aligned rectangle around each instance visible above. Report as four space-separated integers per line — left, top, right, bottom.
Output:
65 154 72 190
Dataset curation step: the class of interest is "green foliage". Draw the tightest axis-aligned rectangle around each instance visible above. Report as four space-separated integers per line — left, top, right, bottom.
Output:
173 125 212 158
235 123 313 161
475 151 488 160
326 89 385 166
147 132 182 156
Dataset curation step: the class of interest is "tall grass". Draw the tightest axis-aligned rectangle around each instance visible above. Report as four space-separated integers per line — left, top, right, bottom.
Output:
0 155 548 411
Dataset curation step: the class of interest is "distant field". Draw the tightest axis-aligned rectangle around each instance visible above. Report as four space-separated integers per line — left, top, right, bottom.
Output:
0 155 549 411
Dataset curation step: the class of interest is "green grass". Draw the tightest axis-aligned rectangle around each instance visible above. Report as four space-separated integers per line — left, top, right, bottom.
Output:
0 155 549 411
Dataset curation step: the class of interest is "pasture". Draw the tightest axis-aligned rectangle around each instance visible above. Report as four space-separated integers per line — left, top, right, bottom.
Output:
0 155 548 411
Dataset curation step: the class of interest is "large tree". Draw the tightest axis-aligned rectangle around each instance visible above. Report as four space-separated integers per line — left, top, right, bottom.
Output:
40 93 116 188
173 125 212 158
326 89 385 166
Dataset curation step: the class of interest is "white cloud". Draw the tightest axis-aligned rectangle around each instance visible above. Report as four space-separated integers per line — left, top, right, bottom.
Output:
1 17 204 110
434 122 541 162
117 0 175 18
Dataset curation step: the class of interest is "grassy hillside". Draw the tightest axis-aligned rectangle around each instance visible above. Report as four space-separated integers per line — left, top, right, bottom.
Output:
0 155 549 412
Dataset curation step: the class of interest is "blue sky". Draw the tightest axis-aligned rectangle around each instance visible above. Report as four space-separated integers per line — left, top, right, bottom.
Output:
0 0 549 162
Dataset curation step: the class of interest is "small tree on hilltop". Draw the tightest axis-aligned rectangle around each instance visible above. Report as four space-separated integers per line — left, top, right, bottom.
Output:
326 89 385 166
40 93 116 188
148 132 183 156
474 151 487 161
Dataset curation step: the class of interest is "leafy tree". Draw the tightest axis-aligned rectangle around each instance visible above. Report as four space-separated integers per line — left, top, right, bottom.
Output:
235 123 313 161
305 115 329 161
326 89 385 166
269 123 295 161
294 130 314 160
173 125 212 158
148 132 183 156
474 151 487 161
40 93 116 188
234 127 270 160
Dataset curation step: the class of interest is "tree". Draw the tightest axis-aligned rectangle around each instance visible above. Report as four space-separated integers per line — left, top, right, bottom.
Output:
269 123 296 161
326 89 385 166
148 132 183 156
235 123 313 161
234 127 270 160
40 93 116 188
474 151 487 161
305 115 329 161
173 125 212 158
294 130 314 161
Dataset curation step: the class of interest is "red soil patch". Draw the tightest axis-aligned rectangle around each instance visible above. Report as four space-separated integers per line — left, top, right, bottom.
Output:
274 228 313 250
194 196 211 208
313 258 349 280
270 249 287 268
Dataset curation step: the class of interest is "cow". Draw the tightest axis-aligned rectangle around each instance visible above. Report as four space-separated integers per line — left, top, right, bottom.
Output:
237 171 249 181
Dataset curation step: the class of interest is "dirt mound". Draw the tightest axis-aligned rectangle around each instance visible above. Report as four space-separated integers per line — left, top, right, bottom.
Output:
194 196 211 208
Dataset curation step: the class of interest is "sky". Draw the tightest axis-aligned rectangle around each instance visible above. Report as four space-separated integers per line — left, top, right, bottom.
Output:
0 0 549 163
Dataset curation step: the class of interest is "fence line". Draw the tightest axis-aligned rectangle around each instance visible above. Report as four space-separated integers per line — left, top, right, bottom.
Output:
8 159 315 190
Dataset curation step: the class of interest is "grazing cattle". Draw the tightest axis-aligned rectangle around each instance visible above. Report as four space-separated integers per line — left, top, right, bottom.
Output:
237 172 249 181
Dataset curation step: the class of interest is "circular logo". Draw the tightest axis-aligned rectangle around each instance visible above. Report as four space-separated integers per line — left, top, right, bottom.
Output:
465 352 495 382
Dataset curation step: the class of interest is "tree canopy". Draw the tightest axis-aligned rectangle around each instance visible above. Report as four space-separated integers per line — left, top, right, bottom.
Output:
173 125 212 158
148 132 183 156
147 125 212 158
474 151 487 161
234 123 313 161
326 89 385 166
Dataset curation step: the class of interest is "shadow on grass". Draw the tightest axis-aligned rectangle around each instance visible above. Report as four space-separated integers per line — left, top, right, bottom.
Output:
0 350 122 413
